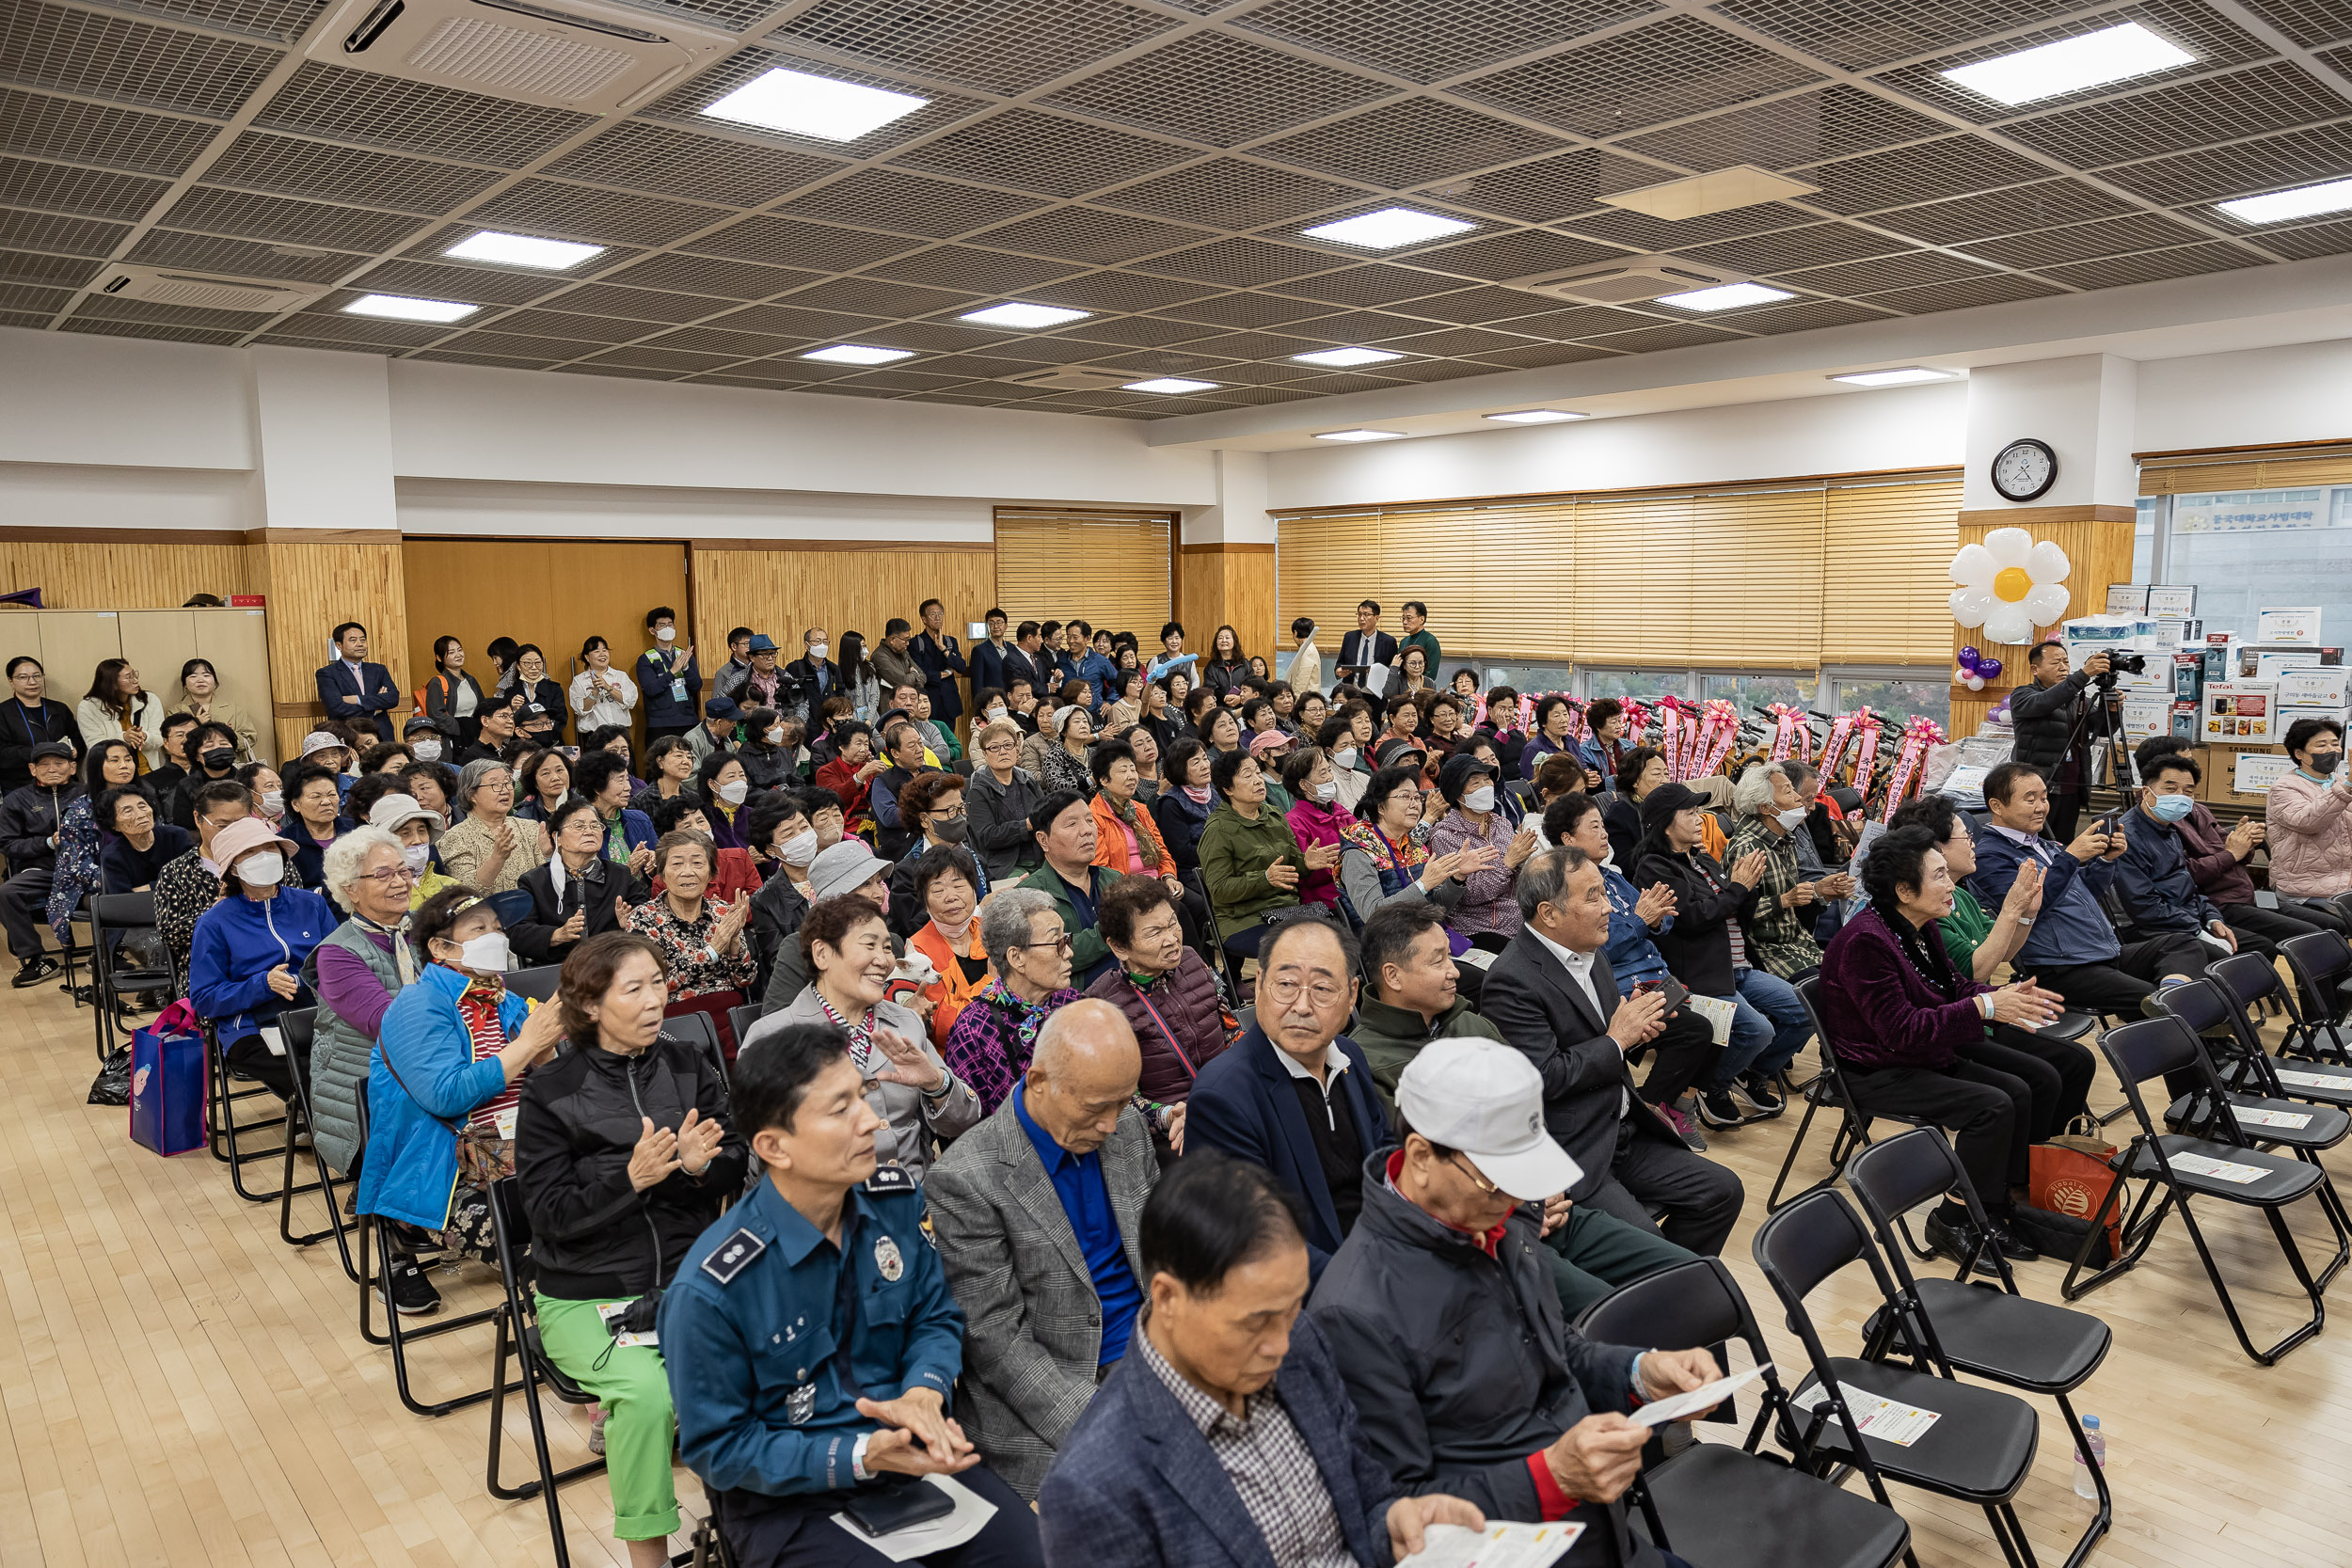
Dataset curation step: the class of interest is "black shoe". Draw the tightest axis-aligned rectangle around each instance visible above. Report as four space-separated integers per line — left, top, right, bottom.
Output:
1696 1088 1748 1129
1923 1212 2004 1276
1736 1072 1785 1117
12 957 60 988
1990 1219 2041 1262
382 1258 442 1316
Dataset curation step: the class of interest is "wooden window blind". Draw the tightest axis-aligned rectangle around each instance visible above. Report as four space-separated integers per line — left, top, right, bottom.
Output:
1277 469 1959 672
1820 478 1962 665
2139 445 2352 495
993 508 1172 636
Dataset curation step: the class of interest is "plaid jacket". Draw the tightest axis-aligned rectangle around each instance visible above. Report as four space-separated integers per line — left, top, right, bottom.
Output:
1724 817 1823 979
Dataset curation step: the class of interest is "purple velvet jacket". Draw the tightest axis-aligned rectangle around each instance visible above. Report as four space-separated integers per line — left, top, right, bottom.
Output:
1817 906 1991 1072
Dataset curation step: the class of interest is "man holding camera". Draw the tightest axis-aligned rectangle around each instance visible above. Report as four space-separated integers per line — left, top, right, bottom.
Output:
2010 641 2124 844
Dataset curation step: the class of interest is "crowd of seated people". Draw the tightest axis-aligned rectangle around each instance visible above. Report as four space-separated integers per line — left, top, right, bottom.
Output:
29 593 2296 1568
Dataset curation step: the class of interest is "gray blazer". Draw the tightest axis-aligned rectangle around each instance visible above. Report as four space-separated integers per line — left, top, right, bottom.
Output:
925 1094 1156 1498
741 987 977 1183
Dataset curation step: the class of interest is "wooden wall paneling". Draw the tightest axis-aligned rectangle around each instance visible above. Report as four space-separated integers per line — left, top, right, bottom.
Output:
115 611 202 713
190 605 277 764
261 534 407 756
402 539 550 720
1180 545 1277 666
1947 510 2136 738
688 544 995 691
547 544 690 740
0 538 253 610
0 610 40 672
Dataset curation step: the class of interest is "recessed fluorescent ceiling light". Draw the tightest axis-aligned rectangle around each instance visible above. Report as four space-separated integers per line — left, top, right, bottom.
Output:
1940 23 2193 107
443 230 603 270
1486 409 1586 424
344 293 477 323
2218 176 2352 225
1292 346 1402 367
1831 367 1954 387
960 301 1089 329
1301 207 1475 250
803 343 914 365
1125 377 1217 393
1315 429 1405 443
700 67 929 141
1599 166 1820 221
1654 281 1792 311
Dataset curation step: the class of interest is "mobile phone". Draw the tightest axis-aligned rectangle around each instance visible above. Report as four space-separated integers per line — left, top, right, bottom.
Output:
1632 976 1690 1012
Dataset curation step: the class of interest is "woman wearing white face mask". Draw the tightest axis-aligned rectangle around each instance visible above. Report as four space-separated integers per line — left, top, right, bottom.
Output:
240 762 284 830
692 752 754 850
1428 752 1537 945
1723 761 1831 980
369 793 461 910
1278 746 1355 915
187 816 339 1101
400 716 449 768
358 887 566 1299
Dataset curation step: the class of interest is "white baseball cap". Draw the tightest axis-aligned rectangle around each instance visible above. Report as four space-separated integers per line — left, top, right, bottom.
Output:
1396 1036 1581 1201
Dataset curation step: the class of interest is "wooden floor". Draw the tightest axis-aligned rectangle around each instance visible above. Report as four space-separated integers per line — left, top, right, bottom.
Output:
6 974 2350 1568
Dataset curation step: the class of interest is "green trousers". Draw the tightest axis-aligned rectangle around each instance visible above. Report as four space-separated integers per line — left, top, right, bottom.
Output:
1541 1203 1699 1320
534 1293 680 1541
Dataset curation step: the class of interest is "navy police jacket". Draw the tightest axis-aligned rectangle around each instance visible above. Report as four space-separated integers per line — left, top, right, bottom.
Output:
659 1167 965 1497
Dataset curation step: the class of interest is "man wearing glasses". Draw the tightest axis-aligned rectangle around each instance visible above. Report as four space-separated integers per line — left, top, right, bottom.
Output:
1184 917 1392 1284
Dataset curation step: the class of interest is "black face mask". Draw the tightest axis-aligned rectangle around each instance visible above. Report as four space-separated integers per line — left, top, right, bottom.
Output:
930 817 970 844
201 747 235 771
2307 750 2342 775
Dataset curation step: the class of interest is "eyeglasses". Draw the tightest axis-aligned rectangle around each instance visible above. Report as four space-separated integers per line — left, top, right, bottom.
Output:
1260 976 1344 1007
1013 934 1074 954
1449 1153 1502 1196
356 865 417 887
930 808 968 821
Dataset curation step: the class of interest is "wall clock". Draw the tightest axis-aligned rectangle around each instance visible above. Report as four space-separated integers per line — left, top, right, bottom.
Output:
1991 437 2058 503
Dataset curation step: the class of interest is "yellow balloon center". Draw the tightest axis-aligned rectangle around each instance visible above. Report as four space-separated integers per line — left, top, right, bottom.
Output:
1993 566 2033 602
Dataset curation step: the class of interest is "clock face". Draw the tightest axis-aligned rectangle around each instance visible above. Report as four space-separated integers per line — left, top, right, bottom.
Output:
1993 438 2058 502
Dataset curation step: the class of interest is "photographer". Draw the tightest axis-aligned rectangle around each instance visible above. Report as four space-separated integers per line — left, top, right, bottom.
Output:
2010 641 2124 843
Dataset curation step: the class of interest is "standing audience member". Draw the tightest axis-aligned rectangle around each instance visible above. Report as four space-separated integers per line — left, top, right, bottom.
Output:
912 598 969 731
315 624 400 742
636 608 700 742
1184 919 1391 1281
516 931 746 1568
569 637 638 735
928 1001 1155 1497
1287 617 1322 700
1335 601 1398 687
2009 641 2120 844
870 619 923 706
743 893 978 1184
168 658 261 763
419 638 487 745
945 888 1082 1115
660 1022 1045 1568
1038 1155 1482 1568
1 657 84 795
78 657 166 771
709 627 755 706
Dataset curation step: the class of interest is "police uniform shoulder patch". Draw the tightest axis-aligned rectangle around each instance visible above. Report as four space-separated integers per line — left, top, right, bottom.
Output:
862 1163 915 1195
701 1227 766 1285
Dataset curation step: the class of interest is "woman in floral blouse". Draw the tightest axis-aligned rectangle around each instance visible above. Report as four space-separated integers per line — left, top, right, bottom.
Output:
623 831 755 1003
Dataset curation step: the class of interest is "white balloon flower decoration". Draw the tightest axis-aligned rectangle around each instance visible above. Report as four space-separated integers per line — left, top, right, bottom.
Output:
1949 527 2072 647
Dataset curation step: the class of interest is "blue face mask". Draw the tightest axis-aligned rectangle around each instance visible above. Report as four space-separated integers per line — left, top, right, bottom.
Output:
2149 793 2196 822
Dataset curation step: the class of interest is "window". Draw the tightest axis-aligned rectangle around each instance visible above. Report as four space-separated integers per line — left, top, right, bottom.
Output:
2162 486 2352 642
1482 660 1575 696
1830 669 1951 729
993 508 1171 632
1581 668 1692 702
1702 672 1810 714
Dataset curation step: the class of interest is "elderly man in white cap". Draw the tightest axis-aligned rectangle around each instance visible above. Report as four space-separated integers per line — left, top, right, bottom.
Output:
758 836 900 1009
1308 1036 1723 1568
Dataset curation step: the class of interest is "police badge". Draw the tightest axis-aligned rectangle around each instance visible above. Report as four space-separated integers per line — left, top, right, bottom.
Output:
787 1382 818 1425
873 1233 905 1283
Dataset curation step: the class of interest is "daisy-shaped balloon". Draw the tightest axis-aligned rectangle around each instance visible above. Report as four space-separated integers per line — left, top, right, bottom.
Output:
1949 527 2072 646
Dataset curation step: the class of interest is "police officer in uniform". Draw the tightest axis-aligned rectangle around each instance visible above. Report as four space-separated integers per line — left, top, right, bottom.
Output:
660 1020 1044 1568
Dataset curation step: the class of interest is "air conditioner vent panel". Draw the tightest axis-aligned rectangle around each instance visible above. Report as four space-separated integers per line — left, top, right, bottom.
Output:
309 0 731 111
1506 253 1745 305
996 367 1134 392
90 264 328 312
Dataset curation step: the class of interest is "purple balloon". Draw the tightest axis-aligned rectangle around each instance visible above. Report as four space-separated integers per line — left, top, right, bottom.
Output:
1960 645 1981 668
1979 657 2002 680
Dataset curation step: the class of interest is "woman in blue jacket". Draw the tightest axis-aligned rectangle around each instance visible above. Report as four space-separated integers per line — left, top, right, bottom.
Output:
188 816 339 1100
357 887 564 1295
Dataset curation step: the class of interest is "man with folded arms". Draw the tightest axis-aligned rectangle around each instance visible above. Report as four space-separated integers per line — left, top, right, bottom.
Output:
1309 1035 1720 1568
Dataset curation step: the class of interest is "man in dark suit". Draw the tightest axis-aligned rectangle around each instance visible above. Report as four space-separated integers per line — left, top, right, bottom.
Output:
970 607 1015 708
912 597 969 727
1001 621 1049 705
927 1000 1156 1499
315 622 401 741
1481 845 1744 1259
1182 918 1391 1281
1334 599 1399 687
1036 1154 1482 1568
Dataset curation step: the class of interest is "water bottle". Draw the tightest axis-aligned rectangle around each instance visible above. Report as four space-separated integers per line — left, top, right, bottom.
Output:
2073 1415 2106 1499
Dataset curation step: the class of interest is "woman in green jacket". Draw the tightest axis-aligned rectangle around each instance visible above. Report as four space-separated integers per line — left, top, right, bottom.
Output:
1198 747 1333 965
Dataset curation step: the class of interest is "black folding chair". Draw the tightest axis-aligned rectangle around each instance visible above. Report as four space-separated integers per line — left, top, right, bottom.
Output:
2276 931 2352 1066
1846 1130 2113 1568
1766 976 1931 1260
198 1003 300 1205
484 1179 607 1565
2153 980 2352 1162
352 1088 523 1415
273 1006 350 1266
667 1008 731 1100
507 964 563 1005
728 1004 762 1057
2200 955 2352 1116
1754 1190 2045 1568
2062 1018 2348 1365
89 891 171 1066
1575 1259 1912 1568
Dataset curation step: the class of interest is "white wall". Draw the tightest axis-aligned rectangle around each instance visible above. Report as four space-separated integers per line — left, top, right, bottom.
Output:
2133 338 2352 456
0 328 250 471
396 477 991 541
1263 379 1966 510
1962 354 2138 510
0 461 255 531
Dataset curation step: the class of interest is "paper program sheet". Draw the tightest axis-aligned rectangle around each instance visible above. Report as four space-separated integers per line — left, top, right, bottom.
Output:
1397 1520 1587 1568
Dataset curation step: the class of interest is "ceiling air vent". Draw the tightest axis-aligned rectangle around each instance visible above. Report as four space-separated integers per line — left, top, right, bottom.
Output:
995 367 1135 393
1507 254 1745 306
308 0 732 112
90 264 329 312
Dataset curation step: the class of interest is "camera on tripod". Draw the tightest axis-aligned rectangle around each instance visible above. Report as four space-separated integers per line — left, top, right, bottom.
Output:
2092 651 2146 686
